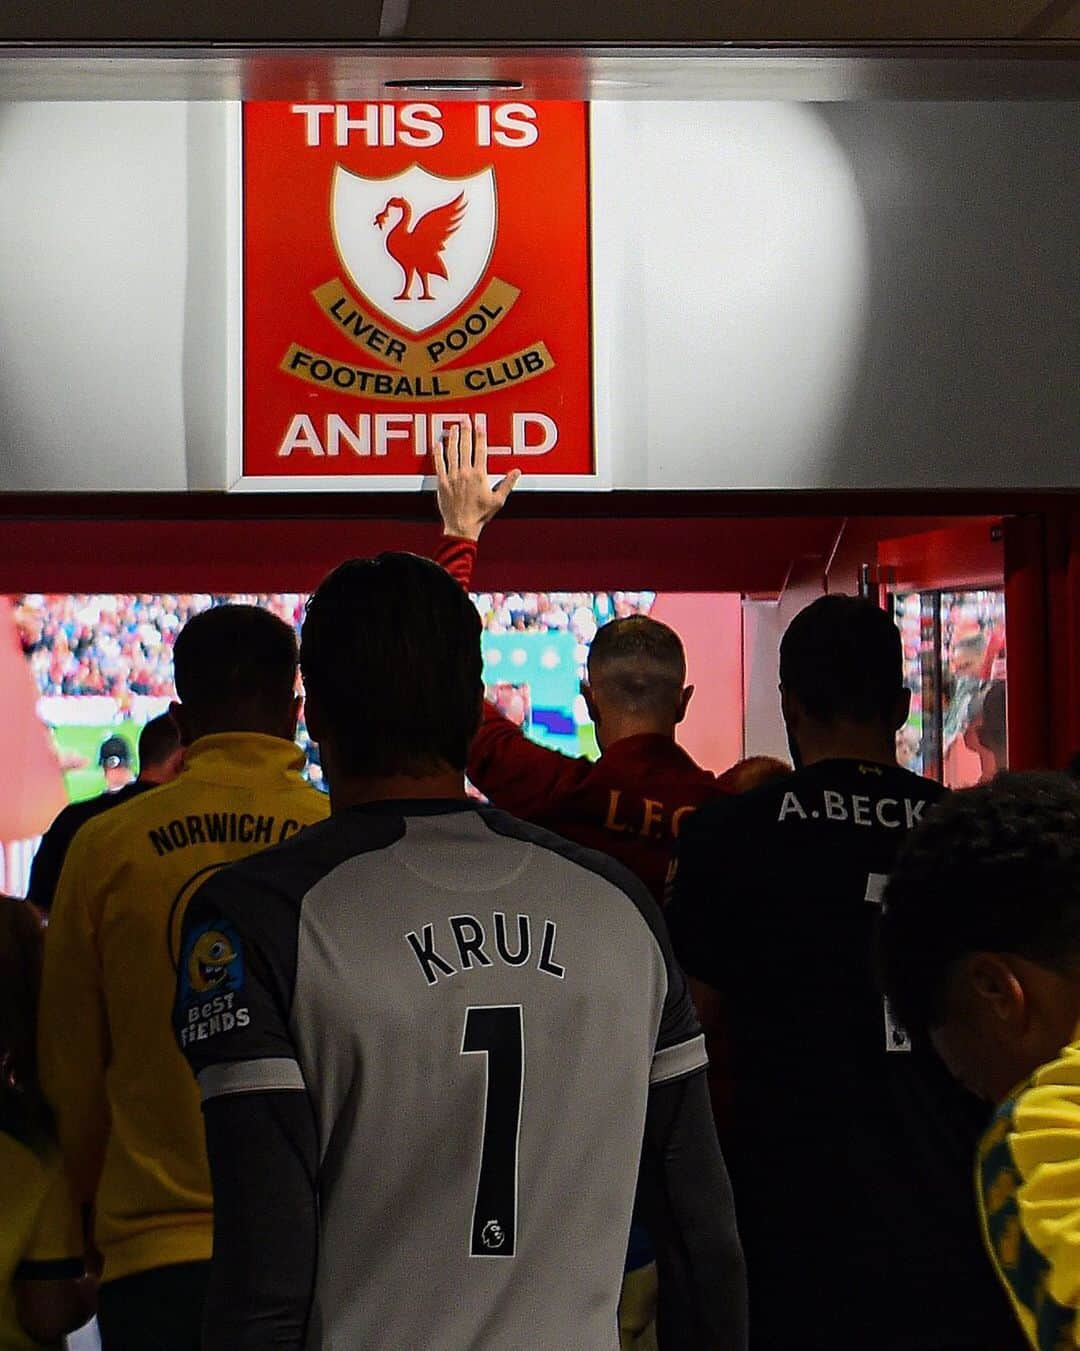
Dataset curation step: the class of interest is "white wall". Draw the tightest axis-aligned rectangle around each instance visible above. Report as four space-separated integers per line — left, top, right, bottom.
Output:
742 601 791 762
0 103 190 489
0 100 1076 492
596 100 1079 489
593 102 871 491
741 560 836 760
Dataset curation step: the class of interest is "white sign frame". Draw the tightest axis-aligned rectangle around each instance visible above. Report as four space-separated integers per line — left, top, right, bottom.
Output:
227 103 611 494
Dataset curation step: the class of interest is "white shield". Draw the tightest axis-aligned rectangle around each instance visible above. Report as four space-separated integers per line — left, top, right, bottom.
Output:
331 164 497 336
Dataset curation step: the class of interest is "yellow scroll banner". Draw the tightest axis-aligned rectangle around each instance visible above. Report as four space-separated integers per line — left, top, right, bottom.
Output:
280 341 555 403
311 278 520 374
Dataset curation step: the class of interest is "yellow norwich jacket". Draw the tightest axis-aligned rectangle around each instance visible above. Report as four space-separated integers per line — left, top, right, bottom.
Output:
0 1132 84 1351
978 1039 1080 1350
39 733 329 1284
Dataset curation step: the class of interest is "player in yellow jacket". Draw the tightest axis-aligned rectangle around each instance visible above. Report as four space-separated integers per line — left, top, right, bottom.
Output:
39 603 328 1351
879 773 1080 1351
1 897 94 1350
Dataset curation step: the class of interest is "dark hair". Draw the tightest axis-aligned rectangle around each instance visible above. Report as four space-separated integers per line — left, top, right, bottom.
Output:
780 595 903 725
0 898 54 1151
173 604 297 731
587 616 686 715
975 680 1007 756
98 734 131 768
878 773 1080 1035
138 712 181 769
721 755 794 795
301 553 483 778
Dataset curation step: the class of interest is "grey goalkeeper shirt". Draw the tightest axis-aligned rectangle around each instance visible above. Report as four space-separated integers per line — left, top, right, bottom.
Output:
175 800 707 1351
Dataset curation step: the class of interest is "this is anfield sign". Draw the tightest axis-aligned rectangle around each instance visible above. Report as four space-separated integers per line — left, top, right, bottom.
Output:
239 101 597 487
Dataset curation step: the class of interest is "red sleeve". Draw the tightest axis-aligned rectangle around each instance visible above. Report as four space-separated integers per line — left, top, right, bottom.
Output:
432 533 590 819
432 534 478 592
467 707 591 820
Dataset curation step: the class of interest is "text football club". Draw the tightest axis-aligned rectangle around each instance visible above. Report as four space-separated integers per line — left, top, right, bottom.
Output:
242 101 594 481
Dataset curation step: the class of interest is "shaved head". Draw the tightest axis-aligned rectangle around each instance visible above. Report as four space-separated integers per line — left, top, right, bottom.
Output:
587 616 687 719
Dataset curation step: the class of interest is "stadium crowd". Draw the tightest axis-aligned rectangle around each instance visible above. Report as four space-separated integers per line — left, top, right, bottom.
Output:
1 420 1077 1351
15 591 652 701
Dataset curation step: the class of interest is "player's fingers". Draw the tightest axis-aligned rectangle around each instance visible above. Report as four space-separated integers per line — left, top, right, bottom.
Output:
493 468 522 505
446 422 461 476
433 436 448 486
474 416 489 476
460 416 474 472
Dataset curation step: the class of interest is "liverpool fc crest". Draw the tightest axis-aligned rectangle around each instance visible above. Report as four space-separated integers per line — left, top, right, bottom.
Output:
331 164 497 335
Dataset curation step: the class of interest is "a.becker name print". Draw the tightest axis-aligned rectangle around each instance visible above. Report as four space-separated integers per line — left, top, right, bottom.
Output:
241 101 594 482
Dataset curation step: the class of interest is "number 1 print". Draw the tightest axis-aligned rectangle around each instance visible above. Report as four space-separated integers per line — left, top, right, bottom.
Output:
461 1005 524 1257
866 873 911 1053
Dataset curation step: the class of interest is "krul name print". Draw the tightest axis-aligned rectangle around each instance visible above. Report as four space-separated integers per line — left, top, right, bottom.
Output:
241 101 595 483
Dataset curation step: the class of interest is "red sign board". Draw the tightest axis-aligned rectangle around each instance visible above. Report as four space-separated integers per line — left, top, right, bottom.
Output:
240 101 596 486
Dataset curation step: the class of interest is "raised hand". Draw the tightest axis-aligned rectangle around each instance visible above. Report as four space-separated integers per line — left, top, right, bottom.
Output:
434 418 522 542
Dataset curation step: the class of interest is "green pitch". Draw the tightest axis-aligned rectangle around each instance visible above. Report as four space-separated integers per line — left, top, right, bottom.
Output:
49 723 141 804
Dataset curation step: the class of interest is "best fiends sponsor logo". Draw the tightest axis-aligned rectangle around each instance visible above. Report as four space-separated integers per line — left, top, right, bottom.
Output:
277 102 559 463
179 919 250 1047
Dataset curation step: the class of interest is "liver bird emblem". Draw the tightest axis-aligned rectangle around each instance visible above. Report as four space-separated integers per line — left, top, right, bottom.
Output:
374 192 467 302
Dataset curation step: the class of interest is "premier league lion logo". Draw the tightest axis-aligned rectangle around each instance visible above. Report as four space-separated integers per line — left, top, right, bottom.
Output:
481 1219 506 1251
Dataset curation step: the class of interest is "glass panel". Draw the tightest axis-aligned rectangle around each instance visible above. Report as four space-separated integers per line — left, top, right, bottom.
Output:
894 591 938 778
940 589 1007 788
893 588 1006 786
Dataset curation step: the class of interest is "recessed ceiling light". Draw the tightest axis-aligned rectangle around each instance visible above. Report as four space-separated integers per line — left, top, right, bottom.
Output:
384 79 525 92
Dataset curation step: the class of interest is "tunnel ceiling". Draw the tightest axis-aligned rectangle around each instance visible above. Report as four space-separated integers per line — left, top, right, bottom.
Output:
1 0 1078 45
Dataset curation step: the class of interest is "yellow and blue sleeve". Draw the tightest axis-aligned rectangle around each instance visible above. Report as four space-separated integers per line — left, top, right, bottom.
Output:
978 1062 1080 1350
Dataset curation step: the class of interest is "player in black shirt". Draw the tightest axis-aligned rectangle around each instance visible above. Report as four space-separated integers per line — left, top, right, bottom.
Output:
667 594 1023 1350
27 713 183 912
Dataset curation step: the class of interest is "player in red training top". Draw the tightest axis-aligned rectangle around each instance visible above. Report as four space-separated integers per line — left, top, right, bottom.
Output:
432 419 732 905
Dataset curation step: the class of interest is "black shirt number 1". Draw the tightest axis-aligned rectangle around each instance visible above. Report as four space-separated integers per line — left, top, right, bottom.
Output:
461 1005 524 1258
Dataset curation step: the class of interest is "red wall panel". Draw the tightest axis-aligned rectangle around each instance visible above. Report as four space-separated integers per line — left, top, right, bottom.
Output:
0 515 845 597
651 593 743 773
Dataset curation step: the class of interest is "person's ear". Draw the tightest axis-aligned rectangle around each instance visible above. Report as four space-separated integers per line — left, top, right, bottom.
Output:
780 685 798 731
892 687 913 733
675 685 695 726
966 953 1028 1035
169 700 193 748
582 681 599 727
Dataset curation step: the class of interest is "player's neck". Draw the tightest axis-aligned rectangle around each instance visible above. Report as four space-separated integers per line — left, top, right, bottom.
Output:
598 717 677 751
329 768 469 812
795 721 899 771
